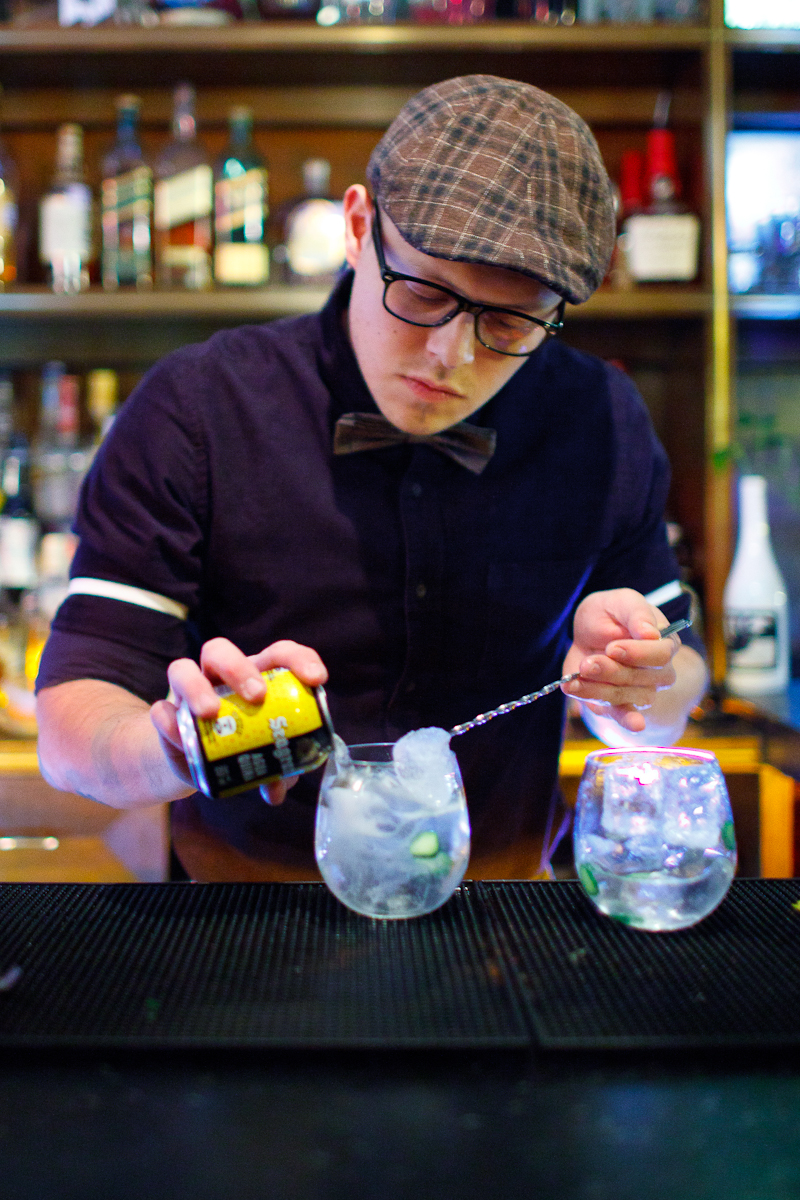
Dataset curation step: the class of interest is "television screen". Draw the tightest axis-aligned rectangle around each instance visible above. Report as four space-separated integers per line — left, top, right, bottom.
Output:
726 0 800 27
726 130 800 294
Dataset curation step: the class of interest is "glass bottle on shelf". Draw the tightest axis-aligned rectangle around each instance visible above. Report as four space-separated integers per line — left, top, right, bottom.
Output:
32 362 90 537
213 107 270 288
610 148 643 289
0 87 19 287
153 84 213 291
273 158 345 286
0 371 14 458
0 427 39 706
724 474 790 696
101 94 153 290
39 123 94 294
622 125 701 283
0 429 39 596
86 367 119 445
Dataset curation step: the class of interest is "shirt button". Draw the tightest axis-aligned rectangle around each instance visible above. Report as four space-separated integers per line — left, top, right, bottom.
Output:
410 482 423 498
415 582 427 599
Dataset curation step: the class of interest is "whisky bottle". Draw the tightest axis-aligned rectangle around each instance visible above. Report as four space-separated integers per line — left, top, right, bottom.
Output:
153 84 213 290
0 87 19 287
724 474 790 695
622 127 700 282
275 158 345 285
213 107 269 287
101 94 153 290
39 124 94 293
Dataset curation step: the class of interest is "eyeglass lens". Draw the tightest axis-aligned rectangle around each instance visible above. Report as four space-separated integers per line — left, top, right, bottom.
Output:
383 278 547 355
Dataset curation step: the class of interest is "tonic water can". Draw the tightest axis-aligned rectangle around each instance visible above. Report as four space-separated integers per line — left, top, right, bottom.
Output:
176 666 334 800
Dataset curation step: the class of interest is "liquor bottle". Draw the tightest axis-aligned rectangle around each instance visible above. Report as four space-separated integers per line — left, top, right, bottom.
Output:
153 84 213 290
724 474 790 695
101 94 153 290
0 87 19 287
32 362 90 535
0 371 14 457
609 149 643 289
213 107 270 288
0 431 39 594
273 158 345 285
39 123 94 294
621 126 700 282
86 367 119 444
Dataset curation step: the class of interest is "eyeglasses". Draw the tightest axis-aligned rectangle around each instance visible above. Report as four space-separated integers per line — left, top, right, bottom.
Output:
371 206 565 357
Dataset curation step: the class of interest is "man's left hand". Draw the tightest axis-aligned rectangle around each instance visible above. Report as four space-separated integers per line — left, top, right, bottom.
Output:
561 588 682 733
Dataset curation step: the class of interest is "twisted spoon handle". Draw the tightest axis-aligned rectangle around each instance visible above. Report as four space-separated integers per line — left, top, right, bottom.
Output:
449 617 691 738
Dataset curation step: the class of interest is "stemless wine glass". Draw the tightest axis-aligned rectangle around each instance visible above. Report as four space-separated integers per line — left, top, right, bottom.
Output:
314 741 471 919
574 747 737 932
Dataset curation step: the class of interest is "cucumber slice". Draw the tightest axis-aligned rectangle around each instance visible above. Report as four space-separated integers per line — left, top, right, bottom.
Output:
410 830 439 858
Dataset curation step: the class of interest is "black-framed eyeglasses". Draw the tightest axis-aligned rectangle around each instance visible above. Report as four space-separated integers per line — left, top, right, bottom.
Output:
371 205 565 358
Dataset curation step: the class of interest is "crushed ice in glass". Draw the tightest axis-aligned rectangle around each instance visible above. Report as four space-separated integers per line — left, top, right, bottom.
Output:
392 727 457 808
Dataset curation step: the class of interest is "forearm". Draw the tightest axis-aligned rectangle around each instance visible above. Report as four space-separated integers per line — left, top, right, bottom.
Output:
580 644 708 748
36 679 194 809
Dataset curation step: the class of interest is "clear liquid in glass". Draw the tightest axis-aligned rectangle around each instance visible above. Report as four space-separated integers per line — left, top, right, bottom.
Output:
315 734 470 919
574 747 737 932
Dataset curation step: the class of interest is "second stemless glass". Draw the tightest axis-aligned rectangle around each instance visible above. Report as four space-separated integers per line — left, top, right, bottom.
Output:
314 742 471 919
574 747 737 932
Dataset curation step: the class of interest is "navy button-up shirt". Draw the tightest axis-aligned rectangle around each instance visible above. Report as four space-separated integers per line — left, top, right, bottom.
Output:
37 274 693 866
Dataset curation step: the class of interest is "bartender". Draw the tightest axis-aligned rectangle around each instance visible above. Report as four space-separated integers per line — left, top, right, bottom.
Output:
35 74 707 882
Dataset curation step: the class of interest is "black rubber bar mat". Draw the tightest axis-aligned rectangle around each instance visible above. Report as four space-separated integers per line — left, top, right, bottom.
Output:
0 881 530 1049
1 879 799 1049
479 877 800 1050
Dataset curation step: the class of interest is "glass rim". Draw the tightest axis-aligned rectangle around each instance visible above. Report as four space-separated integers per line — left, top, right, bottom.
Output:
584 745 718 765
344 741 396 764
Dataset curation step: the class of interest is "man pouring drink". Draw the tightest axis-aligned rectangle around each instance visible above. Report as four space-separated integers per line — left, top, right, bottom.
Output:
35 75 708 883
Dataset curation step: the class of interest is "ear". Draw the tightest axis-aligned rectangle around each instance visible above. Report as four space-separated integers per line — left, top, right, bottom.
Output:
343 184 374 269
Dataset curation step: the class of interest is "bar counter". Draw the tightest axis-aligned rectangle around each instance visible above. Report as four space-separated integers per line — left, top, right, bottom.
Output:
2 877 800 1200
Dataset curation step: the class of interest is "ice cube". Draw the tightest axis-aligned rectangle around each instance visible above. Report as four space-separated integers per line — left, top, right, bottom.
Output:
580 832 665 875
392 727 457 808
332 734 352 767
601 756 664 839
662 761 724 849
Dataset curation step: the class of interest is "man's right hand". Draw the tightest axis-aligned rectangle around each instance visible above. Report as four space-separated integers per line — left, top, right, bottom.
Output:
149 638 329 804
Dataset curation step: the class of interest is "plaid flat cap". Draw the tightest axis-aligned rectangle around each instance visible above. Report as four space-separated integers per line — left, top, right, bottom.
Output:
367 75 616 305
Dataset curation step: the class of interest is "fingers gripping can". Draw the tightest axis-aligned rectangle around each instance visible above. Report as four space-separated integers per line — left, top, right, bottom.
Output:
176 667 335 800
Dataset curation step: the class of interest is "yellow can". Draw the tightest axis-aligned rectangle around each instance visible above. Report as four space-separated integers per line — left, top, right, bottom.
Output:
176 667 334 800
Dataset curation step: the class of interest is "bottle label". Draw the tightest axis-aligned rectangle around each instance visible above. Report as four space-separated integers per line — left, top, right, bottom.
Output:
725 611 778 670
214 168 268 243
286 199 346 277
0 516 38 590
39 185 92 260
154 165 213 231
102 166 152 218
214 242 269 286
623 213 700 282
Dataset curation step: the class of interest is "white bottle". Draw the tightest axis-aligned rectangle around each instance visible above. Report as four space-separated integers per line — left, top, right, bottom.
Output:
724 474 790 695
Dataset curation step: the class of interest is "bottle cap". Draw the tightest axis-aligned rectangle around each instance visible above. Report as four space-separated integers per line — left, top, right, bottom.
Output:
302 158 330 197
646 128 678 183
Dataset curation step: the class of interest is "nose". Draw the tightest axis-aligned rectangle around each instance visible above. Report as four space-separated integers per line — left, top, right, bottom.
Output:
424 311 476 368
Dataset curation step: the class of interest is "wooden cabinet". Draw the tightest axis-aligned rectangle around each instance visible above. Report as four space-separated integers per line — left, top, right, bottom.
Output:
0 4 798 681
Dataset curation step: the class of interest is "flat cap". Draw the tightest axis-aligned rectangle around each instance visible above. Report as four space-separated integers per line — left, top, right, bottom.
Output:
367 74 616 305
